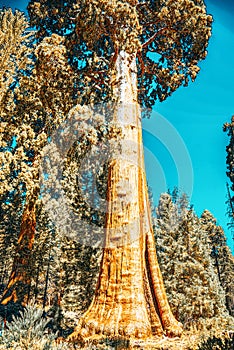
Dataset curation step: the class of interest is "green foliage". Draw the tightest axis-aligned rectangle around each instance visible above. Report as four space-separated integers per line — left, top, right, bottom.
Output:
65 337 130 349
28 0 212 108
1 3 229 347
223 117 234 192
0 8 33 107
0 303 56 349
155 192 232 331
0 8 35 201
57 239 102 331
100 337 130 349
0 8 87 306
198 334 234 350
223 117 234 251
0 195 22 297
200 210 234 316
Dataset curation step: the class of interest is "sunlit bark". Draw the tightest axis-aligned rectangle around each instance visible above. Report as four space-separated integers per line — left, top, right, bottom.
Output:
69 52 183 340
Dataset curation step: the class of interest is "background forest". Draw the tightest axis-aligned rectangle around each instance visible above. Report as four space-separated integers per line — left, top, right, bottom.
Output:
0 1 234 349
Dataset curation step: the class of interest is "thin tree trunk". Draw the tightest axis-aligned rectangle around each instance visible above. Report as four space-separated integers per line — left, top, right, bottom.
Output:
69 51 182 340
1 199 36 306
0 261 7 291
34 261 41 300
42 246 52 313
212 246 221 283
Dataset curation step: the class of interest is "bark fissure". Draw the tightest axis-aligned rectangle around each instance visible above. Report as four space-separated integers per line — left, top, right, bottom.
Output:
143 267 163 336
69 51 182 340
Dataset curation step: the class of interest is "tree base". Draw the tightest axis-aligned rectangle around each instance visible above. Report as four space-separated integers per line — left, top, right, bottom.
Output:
67 319 182 342
67 245 183 342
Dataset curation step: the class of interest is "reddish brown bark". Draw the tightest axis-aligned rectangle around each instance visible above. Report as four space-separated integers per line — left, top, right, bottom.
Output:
68 52 183 341
1 200 36 305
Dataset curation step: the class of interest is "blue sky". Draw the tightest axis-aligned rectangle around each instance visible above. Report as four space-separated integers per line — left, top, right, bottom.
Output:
144 0 234 251
1 0 234 252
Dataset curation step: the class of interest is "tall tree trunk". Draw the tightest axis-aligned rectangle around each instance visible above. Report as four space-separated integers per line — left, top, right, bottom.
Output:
69 51 183 340
1 199 36 306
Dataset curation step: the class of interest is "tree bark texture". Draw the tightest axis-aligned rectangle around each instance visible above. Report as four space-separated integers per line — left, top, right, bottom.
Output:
69 52 183 340
1 200 36 306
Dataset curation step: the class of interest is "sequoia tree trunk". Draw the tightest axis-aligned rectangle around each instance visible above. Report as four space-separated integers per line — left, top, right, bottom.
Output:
69 51 183 340
1 199 36 306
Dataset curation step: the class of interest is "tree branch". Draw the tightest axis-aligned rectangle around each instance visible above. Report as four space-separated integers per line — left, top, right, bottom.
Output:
142 27 167 49
142 27 178 49
137 51 145 76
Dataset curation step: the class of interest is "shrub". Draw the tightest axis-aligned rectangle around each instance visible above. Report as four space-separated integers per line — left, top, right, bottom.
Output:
198 334 234 350
0 303 56 350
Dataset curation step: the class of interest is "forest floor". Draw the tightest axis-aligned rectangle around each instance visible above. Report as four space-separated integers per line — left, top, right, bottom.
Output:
127 334 199 349
0 319 233 350
61 330 233 350
0 332 232 350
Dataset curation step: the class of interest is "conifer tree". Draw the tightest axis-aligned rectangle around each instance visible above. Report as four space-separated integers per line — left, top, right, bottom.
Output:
0 192 22 297
200 210 234 317
0 10 79 305
155 193 231 331
223 117 234 192
0 8 36 305
223 117 234 247
27 0 212 340
58 238 102 331
27 104 113 324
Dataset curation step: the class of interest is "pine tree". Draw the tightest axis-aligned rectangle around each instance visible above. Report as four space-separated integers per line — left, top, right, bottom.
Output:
0 10 81 305
58 238 102 331
223 117 234 248
34 112 112 331
0 8 37 306
223 117 234 192
200 210 234 317
27 0 212 340
0 191 23 296
155 193 230 331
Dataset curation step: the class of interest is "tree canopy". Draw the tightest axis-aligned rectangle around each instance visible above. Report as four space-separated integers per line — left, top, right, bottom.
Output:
28 0 212 108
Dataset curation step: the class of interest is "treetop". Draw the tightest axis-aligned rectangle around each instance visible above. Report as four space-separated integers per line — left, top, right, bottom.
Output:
27 0 212 108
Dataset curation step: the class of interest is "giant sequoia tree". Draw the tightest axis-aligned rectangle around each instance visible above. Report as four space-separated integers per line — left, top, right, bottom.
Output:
28 0 212 340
